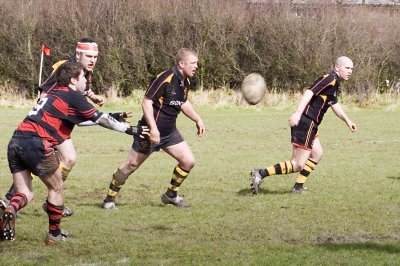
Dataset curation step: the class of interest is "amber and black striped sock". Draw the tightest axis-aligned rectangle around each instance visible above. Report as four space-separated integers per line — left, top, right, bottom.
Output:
104 168 130 202
259 161 294 179
166 165 189 198
45 200 64 237
294 159 318 189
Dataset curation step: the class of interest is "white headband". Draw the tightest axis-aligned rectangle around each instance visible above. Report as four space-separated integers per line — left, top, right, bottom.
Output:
76 42 99 55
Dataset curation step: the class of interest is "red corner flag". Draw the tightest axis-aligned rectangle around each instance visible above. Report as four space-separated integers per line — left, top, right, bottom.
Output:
41 44 51 56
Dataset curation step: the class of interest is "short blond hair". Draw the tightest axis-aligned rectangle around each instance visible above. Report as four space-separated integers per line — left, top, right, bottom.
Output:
176 48 198 64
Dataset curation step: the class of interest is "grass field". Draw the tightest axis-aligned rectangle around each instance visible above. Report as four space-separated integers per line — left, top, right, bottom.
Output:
0 105 399 265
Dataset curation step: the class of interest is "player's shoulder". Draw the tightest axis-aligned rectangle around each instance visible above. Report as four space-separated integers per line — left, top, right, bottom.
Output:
314 72 336 85
52 60 68 71
51 86 83 98
156 68 175 82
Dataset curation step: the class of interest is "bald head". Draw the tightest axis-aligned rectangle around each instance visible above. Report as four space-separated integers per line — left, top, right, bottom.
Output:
334 56 353 81
335 56 353 67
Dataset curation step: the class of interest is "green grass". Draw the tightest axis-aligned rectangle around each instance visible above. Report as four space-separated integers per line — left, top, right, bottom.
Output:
0 105 399 265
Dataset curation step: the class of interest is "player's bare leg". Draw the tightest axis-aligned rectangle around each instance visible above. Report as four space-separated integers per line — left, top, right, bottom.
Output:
310 137 323 163
42 139 76 217
250 146 311 194
102 148 149 210
56 139 77 181
290 141 322 193
161 141 195 207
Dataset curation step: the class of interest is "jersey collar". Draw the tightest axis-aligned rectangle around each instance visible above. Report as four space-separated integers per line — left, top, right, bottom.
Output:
172 66 185 82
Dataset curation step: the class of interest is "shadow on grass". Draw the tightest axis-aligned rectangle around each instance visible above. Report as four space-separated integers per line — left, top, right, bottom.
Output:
318 242 400 254
236 187 290 196
387 175 400 180
76 201 166 209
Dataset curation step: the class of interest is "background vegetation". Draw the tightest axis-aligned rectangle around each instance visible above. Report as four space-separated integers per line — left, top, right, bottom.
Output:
0 106 399 265
0 0 400 99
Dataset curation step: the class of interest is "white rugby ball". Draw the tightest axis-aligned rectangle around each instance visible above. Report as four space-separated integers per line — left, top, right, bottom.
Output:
241 73 267 105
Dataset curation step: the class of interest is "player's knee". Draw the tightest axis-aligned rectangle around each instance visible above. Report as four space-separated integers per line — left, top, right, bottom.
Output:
291 160 303 172
182 157 196 171
61 156 76 169
312 154 323 163
311 150 323 162
126 160 140 172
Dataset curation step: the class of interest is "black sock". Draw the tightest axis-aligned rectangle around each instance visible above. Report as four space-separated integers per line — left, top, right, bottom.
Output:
259 169 268 178
294 183 303 190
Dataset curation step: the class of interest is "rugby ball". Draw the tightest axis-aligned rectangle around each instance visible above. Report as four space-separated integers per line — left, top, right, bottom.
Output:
241 73 267 105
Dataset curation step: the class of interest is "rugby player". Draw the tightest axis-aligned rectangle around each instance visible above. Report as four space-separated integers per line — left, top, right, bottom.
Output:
101 48 205 209
0 62 147 244
250 56 357 194
1 38 108 217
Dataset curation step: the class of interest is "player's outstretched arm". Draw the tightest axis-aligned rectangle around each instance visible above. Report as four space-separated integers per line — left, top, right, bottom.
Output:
181 100 205 137
331 103 357 132
95 113 149 137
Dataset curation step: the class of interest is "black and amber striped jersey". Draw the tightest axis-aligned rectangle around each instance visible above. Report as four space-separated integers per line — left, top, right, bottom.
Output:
13 86 101 145
39 56 92 94
141 67 190 135
303 71 340 125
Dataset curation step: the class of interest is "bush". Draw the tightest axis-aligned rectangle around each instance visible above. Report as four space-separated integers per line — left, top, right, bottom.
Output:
0 0 399 97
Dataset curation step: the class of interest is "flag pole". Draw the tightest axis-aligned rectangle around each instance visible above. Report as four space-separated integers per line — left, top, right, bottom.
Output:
38 46 45 98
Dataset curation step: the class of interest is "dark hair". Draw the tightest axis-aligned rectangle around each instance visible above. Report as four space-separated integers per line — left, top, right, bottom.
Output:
55 62 83 87
78 37 96 43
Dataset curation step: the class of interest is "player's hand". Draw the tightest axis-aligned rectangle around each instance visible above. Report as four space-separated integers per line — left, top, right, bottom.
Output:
288 112 301 127
149 128 160 144
196 119 205 137
347 121 357 132
125 126 150 138
109 112 132 123
90 94 105 107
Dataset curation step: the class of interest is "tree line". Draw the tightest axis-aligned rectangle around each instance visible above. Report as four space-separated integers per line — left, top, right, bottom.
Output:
0 0 399 98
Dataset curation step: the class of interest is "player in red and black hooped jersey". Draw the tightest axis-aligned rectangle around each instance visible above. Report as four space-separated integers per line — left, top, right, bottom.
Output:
2 62 147 244
102 48 206 209
250 56 358 194
1 38 105 217
14 86 101 146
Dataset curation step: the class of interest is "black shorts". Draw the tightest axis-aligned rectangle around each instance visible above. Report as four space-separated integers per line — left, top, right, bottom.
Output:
8 136 59 176
132 128 184 155
291 115 318 150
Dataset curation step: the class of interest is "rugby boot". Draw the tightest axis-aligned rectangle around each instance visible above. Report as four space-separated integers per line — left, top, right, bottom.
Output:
290 187 308 194
62 207 73 217
161 193 190 208
45 229 68 246
0 208 16 241
101 201 118 210
250 169 264 195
